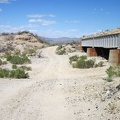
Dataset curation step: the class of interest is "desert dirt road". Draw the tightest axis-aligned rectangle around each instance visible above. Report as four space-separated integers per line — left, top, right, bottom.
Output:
0 46 114 120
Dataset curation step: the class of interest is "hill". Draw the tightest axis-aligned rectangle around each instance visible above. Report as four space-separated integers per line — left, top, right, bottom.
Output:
0 31 45 53
45 37 80 44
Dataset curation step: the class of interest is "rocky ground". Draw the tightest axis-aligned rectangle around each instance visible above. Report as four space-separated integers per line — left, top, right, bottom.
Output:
0 46 119 120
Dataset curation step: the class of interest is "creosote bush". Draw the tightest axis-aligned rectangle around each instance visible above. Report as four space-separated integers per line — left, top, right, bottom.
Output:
69 55 79 64
0 68 29 79
104 65 120 82
56 47 66 55
69 55 104 69
10 69 29 79
12 64 17 69
6 54 31 64
106 66 115 78
19 66 32 71
56 45 66 55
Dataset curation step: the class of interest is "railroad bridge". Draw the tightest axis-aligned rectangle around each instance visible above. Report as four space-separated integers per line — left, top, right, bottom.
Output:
81 28 120 64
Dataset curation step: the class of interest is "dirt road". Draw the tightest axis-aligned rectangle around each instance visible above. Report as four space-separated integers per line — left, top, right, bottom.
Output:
0 46 117 120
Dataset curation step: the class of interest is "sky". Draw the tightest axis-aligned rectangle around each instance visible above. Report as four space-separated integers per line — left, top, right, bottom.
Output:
0 0 120 38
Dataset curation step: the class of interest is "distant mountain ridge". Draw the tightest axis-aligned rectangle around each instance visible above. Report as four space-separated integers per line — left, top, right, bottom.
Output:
44 37 80 44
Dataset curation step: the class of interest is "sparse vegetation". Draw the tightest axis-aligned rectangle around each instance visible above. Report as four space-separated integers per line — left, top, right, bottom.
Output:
10 69 29 79
69 55 104 69
69 55 79 64
56 49 66 55
0 67 29 79
106 66 115 78
56 45 66 55
23 48 37 56
12 64 18 69
6 54 31 64
104 65 120 82
19 66 32 71
108 102 116 113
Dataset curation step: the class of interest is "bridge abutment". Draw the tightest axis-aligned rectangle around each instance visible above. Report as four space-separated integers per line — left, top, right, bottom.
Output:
109 49 120 65
87 48 97 57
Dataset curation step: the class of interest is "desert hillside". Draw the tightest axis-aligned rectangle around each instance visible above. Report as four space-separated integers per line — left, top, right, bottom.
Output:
0 31 45 53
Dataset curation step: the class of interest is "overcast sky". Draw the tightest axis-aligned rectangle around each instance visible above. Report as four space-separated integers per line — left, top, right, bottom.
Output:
0 0 120 38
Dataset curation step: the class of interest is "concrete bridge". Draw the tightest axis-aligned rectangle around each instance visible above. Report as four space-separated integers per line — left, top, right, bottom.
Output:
81 28 120 65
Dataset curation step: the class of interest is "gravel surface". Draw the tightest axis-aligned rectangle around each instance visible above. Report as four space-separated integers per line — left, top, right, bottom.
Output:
0 46 119 120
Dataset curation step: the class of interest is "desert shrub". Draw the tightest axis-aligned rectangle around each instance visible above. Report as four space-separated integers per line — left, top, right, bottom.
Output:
2 61 7 65
80 55 87 60
76 59 85 68
0 68 10 78
104 66 120 82
12 64 17 69
103 77 113 82
6 54 31 64
10 69 29 79
114 66 120 77
56 45 62 50
56 45 65 55
69 55 79 64
19 66 32 71
56 49 66 55
95 61 104 67
106 66 115 78
0 68 29 79
0 59 2 65
70 55 104 69
85 59 95 68
75 59 94 68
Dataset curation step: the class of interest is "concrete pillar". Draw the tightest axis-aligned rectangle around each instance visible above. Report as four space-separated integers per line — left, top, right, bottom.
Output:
109 49 120 65
87 48 97 57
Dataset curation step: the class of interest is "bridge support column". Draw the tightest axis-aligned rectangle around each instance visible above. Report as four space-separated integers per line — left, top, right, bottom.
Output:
87 48 97 57
109 49 120 65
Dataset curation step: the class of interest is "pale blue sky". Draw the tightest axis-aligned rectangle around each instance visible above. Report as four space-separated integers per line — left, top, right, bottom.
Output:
0 0 120 38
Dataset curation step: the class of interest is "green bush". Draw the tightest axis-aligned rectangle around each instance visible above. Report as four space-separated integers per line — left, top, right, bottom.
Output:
0 68 29 79
56 49 66 55
69 55 79 64
72 55 95 69
10 69 29 79
95 61 104 67
6 54 31 64
12 64 17 69
69 55 104 69
106 66 115 78
76 59 86 68
85 59 95 68
103 77 113 82
56 45 62 50
104 65 120 82
0 68 10 78
2 61 7 65
114 66 120 77
80 55 87 60
19 66 32 71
